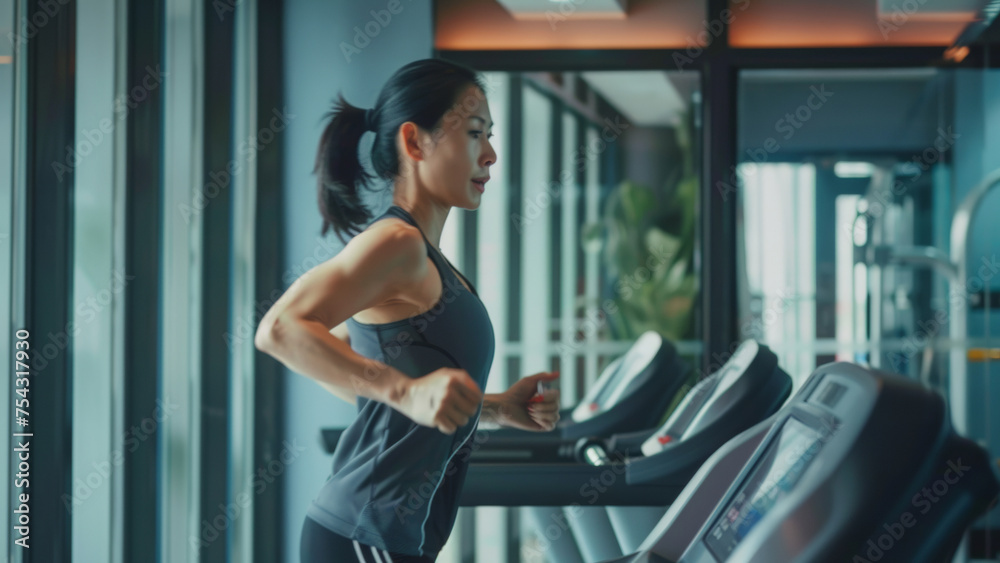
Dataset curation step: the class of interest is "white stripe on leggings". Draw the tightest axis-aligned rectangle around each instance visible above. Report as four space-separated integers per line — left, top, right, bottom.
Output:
369 546 384 563
352 540 366 562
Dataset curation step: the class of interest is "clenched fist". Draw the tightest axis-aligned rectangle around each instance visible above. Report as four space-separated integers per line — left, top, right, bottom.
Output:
492 371 561 432
396 367 484 435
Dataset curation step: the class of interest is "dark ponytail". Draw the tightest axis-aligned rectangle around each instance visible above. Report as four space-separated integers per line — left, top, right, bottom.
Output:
314 94 375 243
314 58 487 243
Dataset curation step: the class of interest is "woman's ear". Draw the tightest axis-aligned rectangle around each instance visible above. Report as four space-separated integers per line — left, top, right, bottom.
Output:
398 121 425 163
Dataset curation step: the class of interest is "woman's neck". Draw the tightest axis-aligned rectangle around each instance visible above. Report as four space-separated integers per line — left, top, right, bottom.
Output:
390 195 450 250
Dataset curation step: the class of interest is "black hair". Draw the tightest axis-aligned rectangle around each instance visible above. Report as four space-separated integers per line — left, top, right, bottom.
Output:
314 58 487 243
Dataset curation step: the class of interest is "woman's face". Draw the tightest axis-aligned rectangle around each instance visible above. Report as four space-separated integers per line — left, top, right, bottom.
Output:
406 84 497 210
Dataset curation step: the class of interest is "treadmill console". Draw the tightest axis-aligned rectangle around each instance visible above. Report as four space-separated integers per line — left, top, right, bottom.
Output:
677 365 877 562
604 362 998 563
674 362 1000 563
703 416 826 559
572 331 664 423
641 341 762 457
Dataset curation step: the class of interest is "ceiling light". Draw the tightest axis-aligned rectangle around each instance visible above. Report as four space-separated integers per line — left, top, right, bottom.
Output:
834 162 876 178
496 0 627 20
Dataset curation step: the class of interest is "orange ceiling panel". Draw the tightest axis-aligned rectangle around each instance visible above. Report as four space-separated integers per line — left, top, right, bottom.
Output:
436 0 974 51
728 0 971 47
435 0 710 50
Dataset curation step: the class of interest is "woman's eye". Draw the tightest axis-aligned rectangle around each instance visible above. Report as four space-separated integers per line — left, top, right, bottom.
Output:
470 131 494 140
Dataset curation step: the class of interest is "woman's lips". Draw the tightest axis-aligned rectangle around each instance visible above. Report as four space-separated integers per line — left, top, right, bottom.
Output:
471 179 487 193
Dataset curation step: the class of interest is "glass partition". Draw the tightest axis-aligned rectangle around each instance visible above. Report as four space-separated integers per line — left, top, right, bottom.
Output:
443 68 703 562
737 68 956 385
737 64 1000 557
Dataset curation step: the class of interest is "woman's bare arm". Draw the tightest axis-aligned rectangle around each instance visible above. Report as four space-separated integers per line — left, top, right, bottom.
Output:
255 222 426 407
330 320 350 346
310 320 352 401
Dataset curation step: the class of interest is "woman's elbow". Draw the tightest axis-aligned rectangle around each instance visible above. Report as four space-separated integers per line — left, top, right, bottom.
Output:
255 314 287 353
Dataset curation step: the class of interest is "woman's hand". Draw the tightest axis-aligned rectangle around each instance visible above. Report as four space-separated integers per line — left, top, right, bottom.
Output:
395 367 483 435
488 371 561 432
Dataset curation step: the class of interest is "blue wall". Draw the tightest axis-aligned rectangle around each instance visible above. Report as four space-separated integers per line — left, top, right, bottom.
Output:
280 2 433 561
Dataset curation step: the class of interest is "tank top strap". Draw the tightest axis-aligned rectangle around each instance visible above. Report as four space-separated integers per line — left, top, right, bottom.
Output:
382 205 479 298
381 206 439 258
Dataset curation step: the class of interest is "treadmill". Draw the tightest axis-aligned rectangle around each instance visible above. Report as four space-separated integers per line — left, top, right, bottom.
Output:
320 330 691 457
460 340 792 562
477 331 692 449
602 362 1000 563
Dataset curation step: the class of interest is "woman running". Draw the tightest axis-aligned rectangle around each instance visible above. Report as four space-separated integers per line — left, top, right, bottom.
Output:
255 58 561 563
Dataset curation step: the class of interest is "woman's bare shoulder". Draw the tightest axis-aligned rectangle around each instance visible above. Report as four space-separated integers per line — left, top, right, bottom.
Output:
344 217 427 275
261 219 428 330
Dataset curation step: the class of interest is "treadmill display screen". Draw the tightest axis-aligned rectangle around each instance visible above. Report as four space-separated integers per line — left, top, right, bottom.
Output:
704 417 824 560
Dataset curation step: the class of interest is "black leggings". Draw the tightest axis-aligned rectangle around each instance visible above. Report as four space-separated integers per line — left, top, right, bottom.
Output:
299 516 436 563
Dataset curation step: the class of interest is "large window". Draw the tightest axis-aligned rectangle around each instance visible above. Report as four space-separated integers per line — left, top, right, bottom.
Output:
454 70 704 401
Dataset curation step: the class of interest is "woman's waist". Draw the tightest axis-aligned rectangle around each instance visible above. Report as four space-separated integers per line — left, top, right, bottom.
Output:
332 417 475 487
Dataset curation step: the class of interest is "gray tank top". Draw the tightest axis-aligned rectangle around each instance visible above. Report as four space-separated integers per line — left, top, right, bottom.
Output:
306 205 495 557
